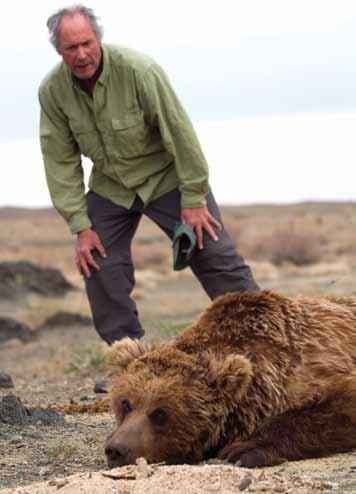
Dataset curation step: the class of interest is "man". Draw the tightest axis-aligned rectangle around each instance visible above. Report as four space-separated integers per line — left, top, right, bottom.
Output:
39 5 258 345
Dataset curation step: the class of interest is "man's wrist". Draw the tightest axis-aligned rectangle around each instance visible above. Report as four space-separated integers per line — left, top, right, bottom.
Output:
77 227 92 236
181 197 207 209
69 215 92 235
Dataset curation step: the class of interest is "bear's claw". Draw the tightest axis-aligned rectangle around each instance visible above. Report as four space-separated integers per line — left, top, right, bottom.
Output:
218 441 284 468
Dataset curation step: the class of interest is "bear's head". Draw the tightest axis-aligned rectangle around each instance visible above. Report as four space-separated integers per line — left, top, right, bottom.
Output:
105 338 252 467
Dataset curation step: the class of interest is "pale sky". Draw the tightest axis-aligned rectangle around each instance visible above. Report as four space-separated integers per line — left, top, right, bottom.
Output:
1 0 355 206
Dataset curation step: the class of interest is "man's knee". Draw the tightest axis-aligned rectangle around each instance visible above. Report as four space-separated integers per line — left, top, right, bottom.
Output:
191 230 241 269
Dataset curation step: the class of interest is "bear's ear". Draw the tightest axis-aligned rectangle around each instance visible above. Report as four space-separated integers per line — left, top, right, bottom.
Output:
205 353 253 400
107 338 150 373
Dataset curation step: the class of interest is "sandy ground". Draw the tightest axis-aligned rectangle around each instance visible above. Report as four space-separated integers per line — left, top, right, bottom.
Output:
4 458 356 494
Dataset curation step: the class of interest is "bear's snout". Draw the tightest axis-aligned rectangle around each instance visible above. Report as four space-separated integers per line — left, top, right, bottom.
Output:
105 442 130 468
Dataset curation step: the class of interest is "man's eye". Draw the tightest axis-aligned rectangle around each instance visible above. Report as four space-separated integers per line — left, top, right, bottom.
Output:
122 399 132 416
149 408 168 426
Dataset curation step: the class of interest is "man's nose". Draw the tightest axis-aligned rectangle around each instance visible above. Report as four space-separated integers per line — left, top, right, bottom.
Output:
76 45 87 59
105 442 130 467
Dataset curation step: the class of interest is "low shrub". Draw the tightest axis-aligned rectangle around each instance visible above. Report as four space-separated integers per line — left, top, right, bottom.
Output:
241 220 324 266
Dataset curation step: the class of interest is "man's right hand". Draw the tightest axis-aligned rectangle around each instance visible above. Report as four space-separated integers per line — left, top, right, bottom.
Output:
75 228 107 278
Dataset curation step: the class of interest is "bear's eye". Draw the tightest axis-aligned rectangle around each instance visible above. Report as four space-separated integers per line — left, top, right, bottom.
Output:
149 408 168 426
121 399 132 416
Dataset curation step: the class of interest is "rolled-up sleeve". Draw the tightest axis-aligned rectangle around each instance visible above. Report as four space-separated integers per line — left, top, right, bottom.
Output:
137 64 209 208
39 86 92 234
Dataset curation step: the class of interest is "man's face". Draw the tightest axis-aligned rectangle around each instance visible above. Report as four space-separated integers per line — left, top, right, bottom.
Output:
57 13 102 79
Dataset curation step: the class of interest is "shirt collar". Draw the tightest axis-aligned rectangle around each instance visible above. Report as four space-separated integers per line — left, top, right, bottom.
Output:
97 44 109 86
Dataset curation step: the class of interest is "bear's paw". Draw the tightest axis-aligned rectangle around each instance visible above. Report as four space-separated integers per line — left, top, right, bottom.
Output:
218 440 285 468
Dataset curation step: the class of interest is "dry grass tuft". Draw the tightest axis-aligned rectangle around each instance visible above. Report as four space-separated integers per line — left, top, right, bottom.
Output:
47 442 77 460
249 222 325 266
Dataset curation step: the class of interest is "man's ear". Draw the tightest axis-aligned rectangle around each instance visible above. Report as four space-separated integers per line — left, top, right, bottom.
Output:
107 338 150 374
204 353 253 401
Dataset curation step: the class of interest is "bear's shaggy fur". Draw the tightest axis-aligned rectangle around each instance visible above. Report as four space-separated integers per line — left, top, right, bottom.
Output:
105 290 356 468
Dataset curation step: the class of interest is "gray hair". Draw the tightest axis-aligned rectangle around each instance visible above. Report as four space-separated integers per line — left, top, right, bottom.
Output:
46 4 103 51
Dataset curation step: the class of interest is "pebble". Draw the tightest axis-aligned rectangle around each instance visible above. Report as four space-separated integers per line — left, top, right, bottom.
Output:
239 474 253 491
39 466 51 477
0 372 14 389
206 479 222 491
38 459 51 466
249 480 278 492
48 478 68 489
93 379 108 394
135 456 153 479
25 432 42 439
9 435 23 444
0 395 28 425
204 458 227 465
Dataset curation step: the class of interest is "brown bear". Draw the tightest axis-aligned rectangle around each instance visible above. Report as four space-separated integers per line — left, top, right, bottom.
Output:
105 290 356 468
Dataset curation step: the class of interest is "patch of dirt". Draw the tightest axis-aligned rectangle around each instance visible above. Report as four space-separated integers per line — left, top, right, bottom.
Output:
2 456 356 494
0 413 112 490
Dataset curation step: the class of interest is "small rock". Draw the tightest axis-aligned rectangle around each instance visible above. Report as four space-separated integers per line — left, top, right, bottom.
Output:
48 479 68 489
135 457 153 479
206 478 222 492
10 435 23 444
249 480 275 492
56 479 69 489
274 486 288 493
239 474 253 491
38 459 51 466
136 457 148 466
25 432 42 439
204 458 227 465
93 379 108 394
0 394 65 426
0 395 28 425
28 407 65 426
0 371 14 388
39 466 51 477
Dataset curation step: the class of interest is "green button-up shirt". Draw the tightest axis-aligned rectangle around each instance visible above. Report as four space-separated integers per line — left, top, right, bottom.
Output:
39 44 209 234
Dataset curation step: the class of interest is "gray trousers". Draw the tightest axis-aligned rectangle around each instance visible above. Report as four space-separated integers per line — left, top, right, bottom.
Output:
85 188 258 344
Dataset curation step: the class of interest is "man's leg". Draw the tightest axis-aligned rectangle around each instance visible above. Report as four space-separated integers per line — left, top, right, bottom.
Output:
144 188 258 300
84 191 145 344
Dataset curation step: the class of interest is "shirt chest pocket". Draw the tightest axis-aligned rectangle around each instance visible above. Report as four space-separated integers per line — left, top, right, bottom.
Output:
110 110 150 159
69 122 103 160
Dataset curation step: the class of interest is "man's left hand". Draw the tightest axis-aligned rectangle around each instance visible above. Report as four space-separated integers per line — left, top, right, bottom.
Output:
181 206 222 249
